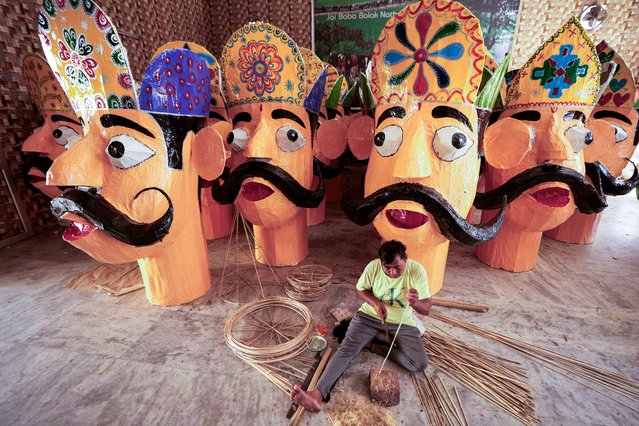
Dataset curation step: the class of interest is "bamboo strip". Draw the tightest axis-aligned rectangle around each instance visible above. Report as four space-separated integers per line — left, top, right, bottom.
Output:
289 347 334 426
431 298 490 313
225 297 313 364
430 311 639 406
423 331 538 425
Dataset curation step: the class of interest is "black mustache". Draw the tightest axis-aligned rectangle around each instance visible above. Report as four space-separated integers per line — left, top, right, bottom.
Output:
51 187 173 246
586 160 639 196
342 182 506 245
21 155 53 193
213 159 325 208
474 164 608 214
315 157 344 179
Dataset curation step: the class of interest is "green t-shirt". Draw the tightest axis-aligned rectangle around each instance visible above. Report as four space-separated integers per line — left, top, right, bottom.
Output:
356 258 430 326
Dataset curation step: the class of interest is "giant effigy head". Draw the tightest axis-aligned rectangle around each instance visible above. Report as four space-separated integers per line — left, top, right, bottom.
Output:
214 22 329 266
585 41 639 195
38 0 226 305
21 53 83 198
152 41 236 241
341 0 505 295
474 18 607 272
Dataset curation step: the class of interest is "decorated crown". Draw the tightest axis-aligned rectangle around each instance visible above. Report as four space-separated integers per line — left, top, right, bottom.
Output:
22 53 73 114
505 18 600 109
324 65 349 109
152 42 225 112
370 0 485 106
38 0 138 125
221 22 305 107
139 48 211 118
300 48 325 95
596 41 636 109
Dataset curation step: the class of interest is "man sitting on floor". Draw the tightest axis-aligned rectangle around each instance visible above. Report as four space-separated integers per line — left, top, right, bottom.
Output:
291 240 432 411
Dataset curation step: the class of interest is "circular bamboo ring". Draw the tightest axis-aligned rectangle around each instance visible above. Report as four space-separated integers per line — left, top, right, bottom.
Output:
224 296 314 364
285 264 333 302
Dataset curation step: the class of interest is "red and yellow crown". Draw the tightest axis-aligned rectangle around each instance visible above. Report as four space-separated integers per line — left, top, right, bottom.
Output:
23 53 73 114
371 0 485 106
596 41 636 109
505 18 600 109
221 22 306 107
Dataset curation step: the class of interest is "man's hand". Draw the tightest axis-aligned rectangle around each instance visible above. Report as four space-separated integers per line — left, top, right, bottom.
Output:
407 288 419 306
373 301 388 324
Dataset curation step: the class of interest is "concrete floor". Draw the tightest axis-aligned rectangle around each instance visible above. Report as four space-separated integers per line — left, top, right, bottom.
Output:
0 192 638 425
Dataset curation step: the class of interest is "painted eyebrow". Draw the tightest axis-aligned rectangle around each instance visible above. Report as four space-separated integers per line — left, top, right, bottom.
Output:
563 110 587 123
510 110 541 122
432 106 473 132
100 114 155 138
232 112 252 126
377 106 406 127
209 111 227 122
271 109 306 129
51 114 82 126
593 110 632 125
319 111 327 120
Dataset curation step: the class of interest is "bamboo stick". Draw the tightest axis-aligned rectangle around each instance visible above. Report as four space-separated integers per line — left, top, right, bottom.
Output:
430 311 639 406
431 298 490 313
289 347 333 426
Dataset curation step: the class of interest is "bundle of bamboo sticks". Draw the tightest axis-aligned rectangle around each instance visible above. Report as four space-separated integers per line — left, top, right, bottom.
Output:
412 374 468 426
241 355 320 396
424 329 538 425
430 311 639 413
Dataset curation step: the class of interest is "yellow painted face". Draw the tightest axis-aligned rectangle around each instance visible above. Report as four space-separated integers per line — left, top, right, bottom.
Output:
484 106 593 231
365 101 480 247
47 109 225 263
226 103 314 228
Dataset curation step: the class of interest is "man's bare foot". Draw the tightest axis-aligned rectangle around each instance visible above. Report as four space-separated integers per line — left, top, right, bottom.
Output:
290 385 323 412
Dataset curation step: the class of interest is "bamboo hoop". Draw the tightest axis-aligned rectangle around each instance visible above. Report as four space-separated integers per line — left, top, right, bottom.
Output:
285 264 333 302
225 296 314 364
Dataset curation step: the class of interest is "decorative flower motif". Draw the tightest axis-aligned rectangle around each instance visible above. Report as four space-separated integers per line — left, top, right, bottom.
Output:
531 44 588 99
57 27 98 92
238 41 283 96
384 12 463 96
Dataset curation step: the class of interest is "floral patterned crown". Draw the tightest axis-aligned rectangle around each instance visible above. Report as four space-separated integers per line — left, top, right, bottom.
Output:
152 41 226 113
22 53 74 114
221 22 306 107
595 41 636 109
371 0 485 106
38 0 138 125
505 18 600 109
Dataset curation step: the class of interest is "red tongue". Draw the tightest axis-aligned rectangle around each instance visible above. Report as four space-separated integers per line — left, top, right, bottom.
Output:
385 209 429 229
242 182 274 202
531 187 571 207
63 222 97 242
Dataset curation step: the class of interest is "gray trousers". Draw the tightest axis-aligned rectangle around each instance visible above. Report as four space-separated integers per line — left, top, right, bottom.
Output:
316 311 429 400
